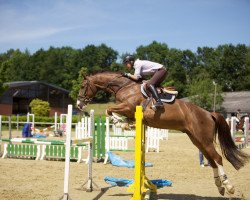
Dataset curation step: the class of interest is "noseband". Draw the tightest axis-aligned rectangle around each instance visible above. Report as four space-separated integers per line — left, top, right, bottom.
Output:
77 78 95 106
78 74 133 106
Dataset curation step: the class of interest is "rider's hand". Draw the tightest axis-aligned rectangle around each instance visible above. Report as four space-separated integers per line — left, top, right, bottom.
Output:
122 72 131 78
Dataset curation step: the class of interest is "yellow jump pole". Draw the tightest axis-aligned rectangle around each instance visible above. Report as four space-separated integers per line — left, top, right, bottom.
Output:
128 106 157 200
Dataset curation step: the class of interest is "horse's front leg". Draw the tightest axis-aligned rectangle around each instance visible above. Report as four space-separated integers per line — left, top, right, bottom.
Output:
106 103 134 118
106 103 134 129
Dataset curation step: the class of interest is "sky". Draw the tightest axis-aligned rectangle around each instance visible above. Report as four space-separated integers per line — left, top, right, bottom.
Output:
0 0 249 55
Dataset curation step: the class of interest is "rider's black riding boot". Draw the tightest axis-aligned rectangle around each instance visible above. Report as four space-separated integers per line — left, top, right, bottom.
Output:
148 84 164 108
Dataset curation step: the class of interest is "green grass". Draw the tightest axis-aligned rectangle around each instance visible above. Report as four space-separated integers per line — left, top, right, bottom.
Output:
83 102 115 116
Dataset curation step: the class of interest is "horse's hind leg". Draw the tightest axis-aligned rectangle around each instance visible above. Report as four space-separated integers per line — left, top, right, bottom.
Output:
187 132 235 196
200 143 235 195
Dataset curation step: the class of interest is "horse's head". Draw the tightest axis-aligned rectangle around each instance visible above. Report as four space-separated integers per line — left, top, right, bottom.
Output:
76 76 97 111
76 71 135 110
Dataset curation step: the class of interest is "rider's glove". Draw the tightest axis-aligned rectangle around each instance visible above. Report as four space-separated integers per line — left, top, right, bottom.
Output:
122 72 131 78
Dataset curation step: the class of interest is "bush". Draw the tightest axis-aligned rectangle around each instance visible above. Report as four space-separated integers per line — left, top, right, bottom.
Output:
29 99 50 117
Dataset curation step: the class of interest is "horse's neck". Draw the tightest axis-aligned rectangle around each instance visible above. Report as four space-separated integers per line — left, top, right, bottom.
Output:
92 73 132 93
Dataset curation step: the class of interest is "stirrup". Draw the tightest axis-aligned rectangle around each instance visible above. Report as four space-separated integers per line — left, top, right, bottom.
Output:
154 101 163 107
152 100 163 111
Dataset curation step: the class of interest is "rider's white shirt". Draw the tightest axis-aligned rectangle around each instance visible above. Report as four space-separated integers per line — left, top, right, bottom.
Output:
133 59 163 78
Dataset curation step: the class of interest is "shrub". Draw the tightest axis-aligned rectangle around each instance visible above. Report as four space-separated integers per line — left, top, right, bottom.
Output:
29 99 50 117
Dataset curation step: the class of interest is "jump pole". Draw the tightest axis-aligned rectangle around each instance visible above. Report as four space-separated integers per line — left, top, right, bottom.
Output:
80 109 101 192
128 106 157 200
61 106 100 200
0 115 1 136
62 105 73 200
27 113 35 135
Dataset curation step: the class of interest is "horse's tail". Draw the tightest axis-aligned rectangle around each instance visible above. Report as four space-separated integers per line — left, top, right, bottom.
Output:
211 112 249 170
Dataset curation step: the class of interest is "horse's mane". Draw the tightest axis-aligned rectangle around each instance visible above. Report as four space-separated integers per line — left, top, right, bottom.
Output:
87 70 142 85
89 70 121 76
241 114 250 119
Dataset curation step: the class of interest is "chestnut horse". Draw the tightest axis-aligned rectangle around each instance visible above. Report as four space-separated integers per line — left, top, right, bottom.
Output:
237 115 250 132
77 71 249 196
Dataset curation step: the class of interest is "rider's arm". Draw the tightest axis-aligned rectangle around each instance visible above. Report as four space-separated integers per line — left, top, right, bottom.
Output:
128 74 140 81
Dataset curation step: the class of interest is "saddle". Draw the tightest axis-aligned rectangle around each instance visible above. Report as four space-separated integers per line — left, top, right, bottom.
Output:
141 83 178 103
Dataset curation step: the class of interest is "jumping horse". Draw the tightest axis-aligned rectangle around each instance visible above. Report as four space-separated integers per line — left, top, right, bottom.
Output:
77 71 249 196
237 115 250 132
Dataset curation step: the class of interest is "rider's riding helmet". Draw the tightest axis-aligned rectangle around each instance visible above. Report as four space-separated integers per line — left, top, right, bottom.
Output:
123 55 135 64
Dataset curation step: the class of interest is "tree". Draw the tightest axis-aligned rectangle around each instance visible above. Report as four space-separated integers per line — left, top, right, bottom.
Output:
0 80 7 96
181 49 197 78
70 67 88 102
79 44 118 72
241 46 250 90
136 41 169 65
166 48 188 97
213 44 247 91
187 69 223 111
0 49 30 82
29 99 50 117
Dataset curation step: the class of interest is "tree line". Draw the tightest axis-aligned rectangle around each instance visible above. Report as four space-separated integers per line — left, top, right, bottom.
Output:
0 41 249 110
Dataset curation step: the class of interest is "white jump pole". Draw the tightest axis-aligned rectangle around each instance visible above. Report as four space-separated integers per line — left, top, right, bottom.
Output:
27 113 35 135
60 114 67 130
230 117 237 140
54 112 58 132
0 115 2 138
244 117 249 147
62 105 72 200
8 116 12 139
0 115 2 154
82 109 94 192
104 117 110 164
81 109 101 192
16 114 19 131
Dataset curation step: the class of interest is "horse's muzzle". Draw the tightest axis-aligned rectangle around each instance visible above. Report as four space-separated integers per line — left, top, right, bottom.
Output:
76 100 86 111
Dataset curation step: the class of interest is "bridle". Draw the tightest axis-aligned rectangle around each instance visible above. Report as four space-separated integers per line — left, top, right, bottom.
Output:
77 78 95 106
77 74 134 106
105 75 132 96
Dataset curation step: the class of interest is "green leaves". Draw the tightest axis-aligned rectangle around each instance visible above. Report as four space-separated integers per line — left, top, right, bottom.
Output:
69 67 88 102
0 42 249 106
187 72 224 111
29 99 50 117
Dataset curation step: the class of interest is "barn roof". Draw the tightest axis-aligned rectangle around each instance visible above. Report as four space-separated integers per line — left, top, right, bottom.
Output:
181 91 250 113
0 81 72 107
3 81 69 94
221 91 250 113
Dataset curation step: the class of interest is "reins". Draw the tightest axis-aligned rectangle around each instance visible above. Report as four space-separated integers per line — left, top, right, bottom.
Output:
78 78 95 104
105 75 134 96
78 73 137 105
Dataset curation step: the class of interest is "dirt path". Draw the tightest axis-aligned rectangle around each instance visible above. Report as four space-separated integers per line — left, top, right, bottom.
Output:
0 132 249 200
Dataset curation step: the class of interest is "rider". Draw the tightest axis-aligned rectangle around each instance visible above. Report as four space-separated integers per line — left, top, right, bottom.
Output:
122 55 167 108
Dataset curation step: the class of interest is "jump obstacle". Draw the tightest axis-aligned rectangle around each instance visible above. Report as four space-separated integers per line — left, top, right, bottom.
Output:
227 116 249 148
0 110 166 163
75 115 167 164
0 137 85 162
27 113 35 135
61 105 100 200
128 106 157 200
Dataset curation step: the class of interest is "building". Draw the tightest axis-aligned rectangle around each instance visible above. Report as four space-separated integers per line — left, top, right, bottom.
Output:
182 91 250 115
0 81 73 116
221 91 250 115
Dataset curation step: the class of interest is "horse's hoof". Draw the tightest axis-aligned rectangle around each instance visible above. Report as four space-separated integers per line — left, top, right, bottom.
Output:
222 180 235 194
121 123 129 130
225 185 235 194
105 109 110 116
218 187 225 196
